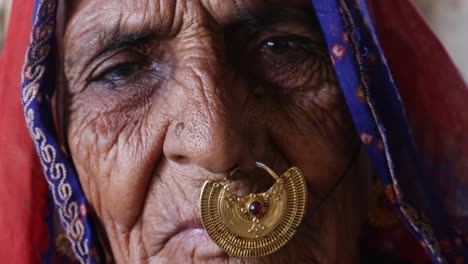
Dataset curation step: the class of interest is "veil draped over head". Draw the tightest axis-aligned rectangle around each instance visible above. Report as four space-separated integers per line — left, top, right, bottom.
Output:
0 0 466 263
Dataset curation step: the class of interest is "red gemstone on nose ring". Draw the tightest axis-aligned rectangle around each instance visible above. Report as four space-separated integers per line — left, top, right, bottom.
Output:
248 201 263 216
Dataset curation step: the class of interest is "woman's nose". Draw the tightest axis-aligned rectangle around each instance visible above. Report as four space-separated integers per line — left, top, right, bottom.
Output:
163 102 255 173
162 51 257 173
162 31 258 174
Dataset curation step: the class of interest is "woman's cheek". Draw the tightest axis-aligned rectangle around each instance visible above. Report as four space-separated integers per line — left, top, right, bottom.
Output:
67 103 139 198
272 81 356 184
68 94 175 226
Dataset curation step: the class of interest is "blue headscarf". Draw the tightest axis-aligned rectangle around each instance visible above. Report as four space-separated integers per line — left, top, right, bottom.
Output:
20 0 468 262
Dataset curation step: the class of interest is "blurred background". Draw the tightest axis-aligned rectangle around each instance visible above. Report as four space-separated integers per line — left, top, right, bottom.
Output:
0 0 11 52
0 0 466 80
412 0 468 81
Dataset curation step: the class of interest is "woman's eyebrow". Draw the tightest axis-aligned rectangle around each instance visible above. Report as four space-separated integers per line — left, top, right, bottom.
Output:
95 30 153 59
234 5 315 29
70 4 315 69
70 27 155 71
97 5 314 51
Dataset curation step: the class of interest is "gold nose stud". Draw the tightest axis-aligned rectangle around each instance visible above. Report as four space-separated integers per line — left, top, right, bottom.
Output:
199 162 307 258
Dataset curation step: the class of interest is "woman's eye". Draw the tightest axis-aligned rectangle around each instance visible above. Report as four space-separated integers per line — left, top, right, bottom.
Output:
260 36 313 63
250 34 328 93
88 53 168 91
98 63 143 83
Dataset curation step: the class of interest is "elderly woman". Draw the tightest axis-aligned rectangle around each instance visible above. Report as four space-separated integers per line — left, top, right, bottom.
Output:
0 0 467 263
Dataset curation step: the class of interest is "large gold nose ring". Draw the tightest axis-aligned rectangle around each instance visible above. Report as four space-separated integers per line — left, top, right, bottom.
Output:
199 162 307 258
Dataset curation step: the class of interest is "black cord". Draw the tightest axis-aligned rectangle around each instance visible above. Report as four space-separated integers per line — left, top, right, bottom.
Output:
299 143 363 229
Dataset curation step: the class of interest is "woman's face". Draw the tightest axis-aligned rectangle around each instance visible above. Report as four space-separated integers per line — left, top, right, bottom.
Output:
64 0 371 262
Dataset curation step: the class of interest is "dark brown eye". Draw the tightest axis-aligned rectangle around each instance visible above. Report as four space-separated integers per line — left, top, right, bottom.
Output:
260 35 313 65
262 37 307 54
249 34 331 95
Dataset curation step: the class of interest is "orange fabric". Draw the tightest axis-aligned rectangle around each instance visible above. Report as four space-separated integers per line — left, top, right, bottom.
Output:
0 0 50 262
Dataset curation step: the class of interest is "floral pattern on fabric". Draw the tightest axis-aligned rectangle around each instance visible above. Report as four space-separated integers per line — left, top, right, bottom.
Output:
21 0 99 263
311 0 468 262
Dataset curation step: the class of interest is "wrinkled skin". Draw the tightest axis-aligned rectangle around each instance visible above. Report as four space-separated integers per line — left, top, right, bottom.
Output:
63 0 371 263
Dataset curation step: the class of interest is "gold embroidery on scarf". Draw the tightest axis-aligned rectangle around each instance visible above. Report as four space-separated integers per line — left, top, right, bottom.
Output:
368 179 399 228
21 0 90 263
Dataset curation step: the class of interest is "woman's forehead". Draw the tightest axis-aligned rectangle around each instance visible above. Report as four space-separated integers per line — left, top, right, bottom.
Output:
64 0 314 68
67 0 312 28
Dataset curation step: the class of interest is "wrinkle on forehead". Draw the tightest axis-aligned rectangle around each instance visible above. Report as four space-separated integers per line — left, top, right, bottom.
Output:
66 0 312 35
64 0 313 74
66 0 177 42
